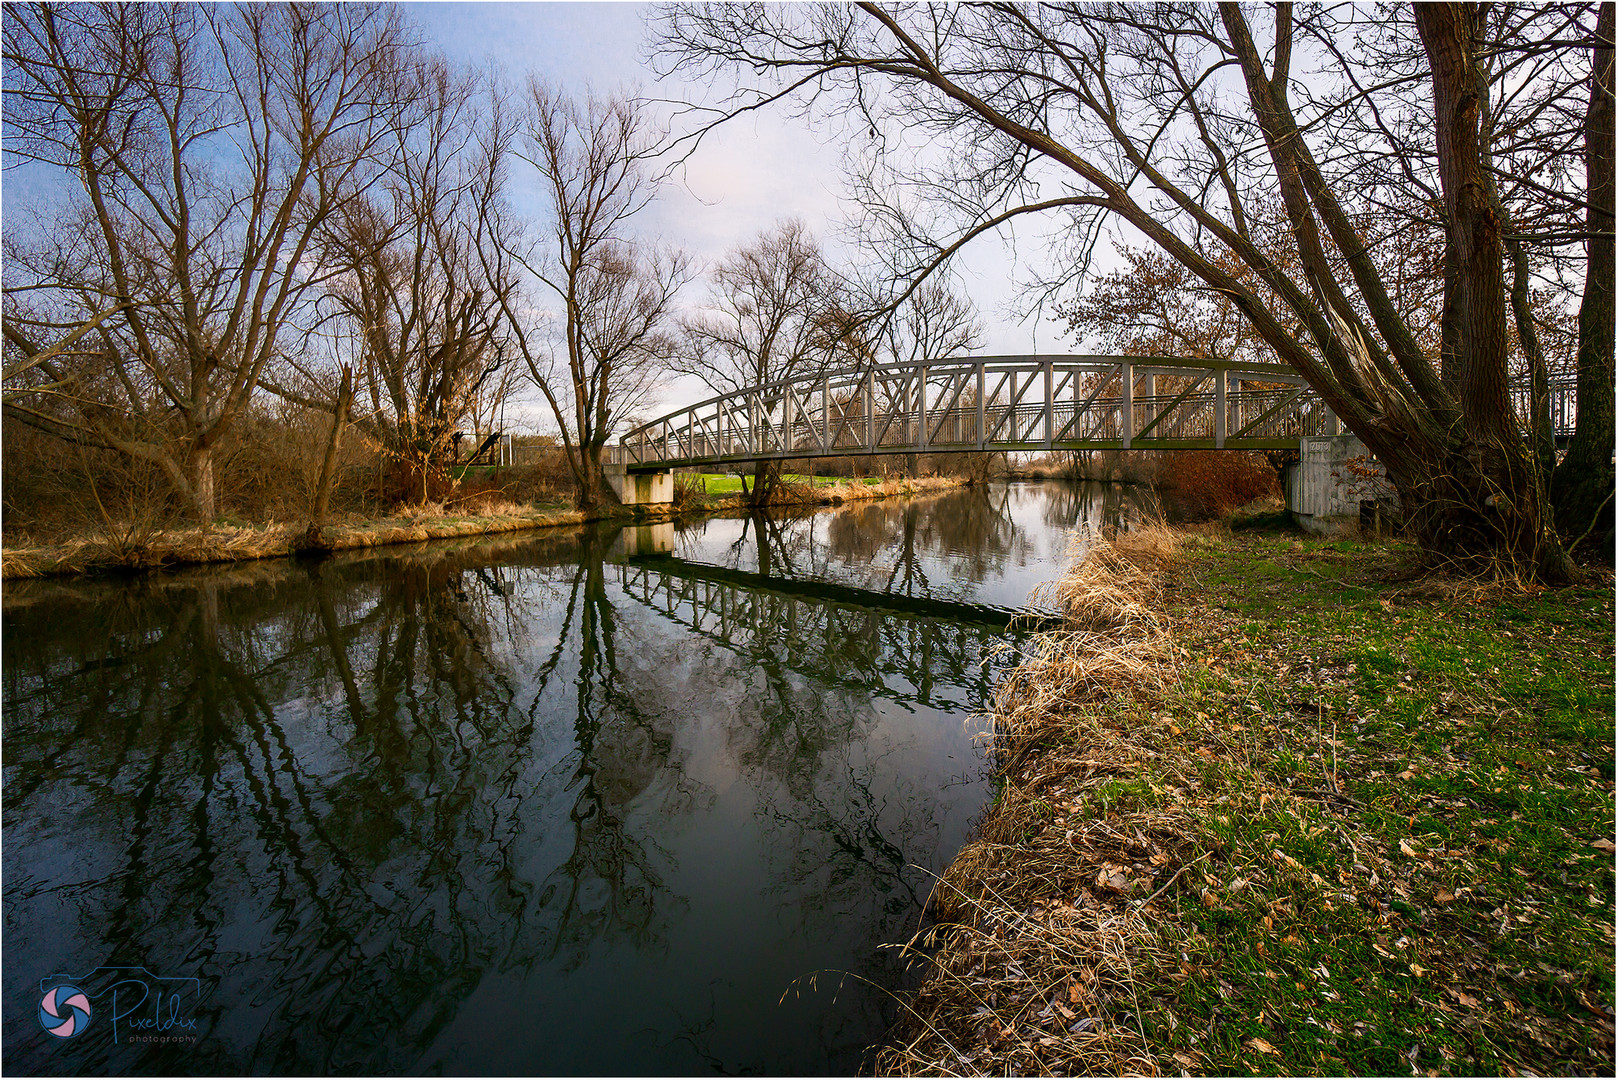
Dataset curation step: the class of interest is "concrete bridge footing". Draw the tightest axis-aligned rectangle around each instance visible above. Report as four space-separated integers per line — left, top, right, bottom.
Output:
1284 434 1399 536
604 464 674 506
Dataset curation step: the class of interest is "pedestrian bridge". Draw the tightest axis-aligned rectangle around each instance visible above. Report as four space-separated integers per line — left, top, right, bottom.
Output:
611 355 1338 471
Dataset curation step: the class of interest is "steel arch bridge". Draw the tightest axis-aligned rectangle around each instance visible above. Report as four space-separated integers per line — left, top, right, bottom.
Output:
611 355 1343 471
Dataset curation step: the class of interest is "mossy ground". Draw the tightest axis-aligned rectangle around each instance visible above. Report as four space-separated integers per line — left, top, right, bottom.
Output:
686 471 861 494
880 527 1614 1077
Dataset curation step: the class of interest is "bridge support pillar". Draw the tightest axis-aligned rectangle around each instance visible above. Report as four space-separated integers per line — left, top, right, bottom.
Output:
1285 434 1398 536
603 464 674 505
610 521 675 559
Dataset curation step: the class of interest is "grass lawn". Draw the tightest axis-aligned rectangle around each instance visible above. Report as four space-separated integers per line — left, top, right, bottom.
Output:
687 472 876 494
1151 532 1614 1075
884 526 1614 1077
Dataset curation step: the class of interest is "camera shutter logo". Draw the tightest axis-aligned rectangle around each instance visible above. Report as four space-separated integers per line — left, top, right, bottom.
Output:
39 985 92 1038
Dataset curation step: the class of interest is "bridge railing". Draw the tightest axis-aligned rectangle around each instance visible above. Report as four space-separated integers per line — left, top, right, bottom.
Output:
605 358 1578 470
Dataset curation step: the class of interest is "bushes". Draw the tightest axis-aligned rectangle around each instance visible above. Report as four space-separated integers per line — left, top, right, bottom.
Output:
1152 450 1277 520
1 414 577 543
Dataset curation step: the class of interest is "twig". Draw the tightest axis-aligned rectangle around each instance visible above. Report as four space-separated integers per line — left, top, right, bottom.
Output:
1135 852 1210 910
1567 487 1615 556
1289 558 1374 592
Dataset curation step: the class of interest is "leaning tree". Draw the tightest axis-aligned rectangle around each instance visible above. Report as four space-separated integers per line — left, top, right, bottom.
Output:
657 2 1614 580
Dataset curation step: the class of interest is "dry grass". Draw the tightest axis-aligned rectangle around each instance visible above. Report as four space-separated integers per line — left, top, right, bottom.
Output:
878 525 1192 1076
0 506 589 579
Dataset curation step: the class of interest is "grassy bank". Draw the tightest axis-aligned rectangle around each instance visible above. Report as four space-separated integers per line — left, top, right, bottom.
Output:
880 524 1614 1076
0 474 971 579
681 474 964 510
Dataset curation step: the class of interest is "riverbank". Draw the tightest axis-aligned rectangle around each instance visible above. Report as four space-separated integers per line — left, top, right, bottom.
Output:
0 474 968 579
879 524 1614 1076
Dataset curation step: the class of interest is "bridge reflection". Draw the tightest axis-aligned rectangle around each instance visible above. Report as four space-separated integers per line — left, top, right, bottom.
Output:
618 552 1029 713
1 516 1003 1074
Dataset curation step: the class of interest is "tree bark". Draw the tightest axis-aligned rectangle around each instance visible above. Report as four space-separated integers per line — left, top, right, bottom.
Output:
1552 1 1616 555
189 445 217 525
1415 3 1571 581
305 366 354 546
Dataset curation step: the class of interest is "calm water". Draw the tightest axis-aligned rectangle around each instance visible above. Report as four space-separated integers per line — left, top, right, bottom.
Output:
2 481 1144 1075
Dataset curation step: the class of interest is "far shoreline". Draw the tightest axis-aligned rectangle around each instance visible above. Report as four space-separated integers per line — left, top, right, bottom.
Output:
0 474 973 582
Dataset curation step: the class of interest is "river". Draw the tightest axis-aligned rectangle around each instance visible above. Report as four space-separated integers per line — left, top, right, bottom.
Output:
2 481 1146 1075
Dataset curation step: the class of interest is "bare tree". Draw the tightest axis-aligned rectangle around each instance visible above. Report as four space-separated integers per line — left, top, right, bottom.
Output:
308 57 515 505
876 277 983 477
657 2 1609 580
2 3 408 522
672 219 840 500
493 84 689 510
1061 244 1291 364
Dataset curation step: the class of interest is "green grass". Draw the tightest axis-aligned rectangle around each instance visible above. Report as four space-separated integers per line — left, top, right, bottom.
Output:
686 472 869 494
1138 534 1615 1075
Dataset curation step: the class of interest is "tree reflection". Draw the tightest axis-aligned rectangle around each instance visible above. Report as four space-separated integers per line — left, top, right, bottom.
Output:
1 533 697 1073
2 505 1013 1075
1036 479 1152 532
613 547 1007 977
692 484 1025 606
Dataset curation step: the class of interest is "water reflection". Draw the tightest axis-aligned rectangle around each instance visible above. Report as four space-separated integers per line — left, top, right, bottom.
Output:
3 533 990 1073
678 480 1148 612
3 483 1142 1075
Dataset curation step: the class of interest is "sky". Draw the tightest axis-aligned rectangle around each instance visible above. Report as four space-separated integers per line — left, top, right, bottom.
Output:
408 1 1063 428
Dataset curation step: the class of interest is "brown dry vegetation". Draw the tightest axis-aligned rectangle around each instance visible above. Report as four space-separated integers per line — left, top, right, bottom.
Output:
877 525 1192 1075
878 524 1613 1077
1 457 973 578
1018 450 1279 521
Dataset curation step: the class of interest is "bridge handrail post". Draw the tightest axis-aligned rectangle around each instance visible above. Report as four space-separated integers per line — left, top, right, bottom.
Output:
1215 368 1227 448
919 365 930 452
976 363 986 449
822 376 831 452
865 370 875 451
1121 359 1133 450
1043 359 1054 448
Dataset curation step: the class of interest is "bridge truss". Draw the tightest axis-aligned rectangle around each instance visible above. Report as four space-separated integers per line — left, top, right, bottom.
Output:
611 354 1577 472
612 355 1337 471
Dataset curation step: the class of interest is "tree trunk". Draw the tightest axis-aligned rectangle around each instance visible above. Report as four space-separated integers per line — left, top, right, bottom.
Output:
1552 1 1616 556
305 367 354 548
575 442 620 510
750 459 772 506
1414 4 1572 582
189 444 217 524
576 446 603 509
